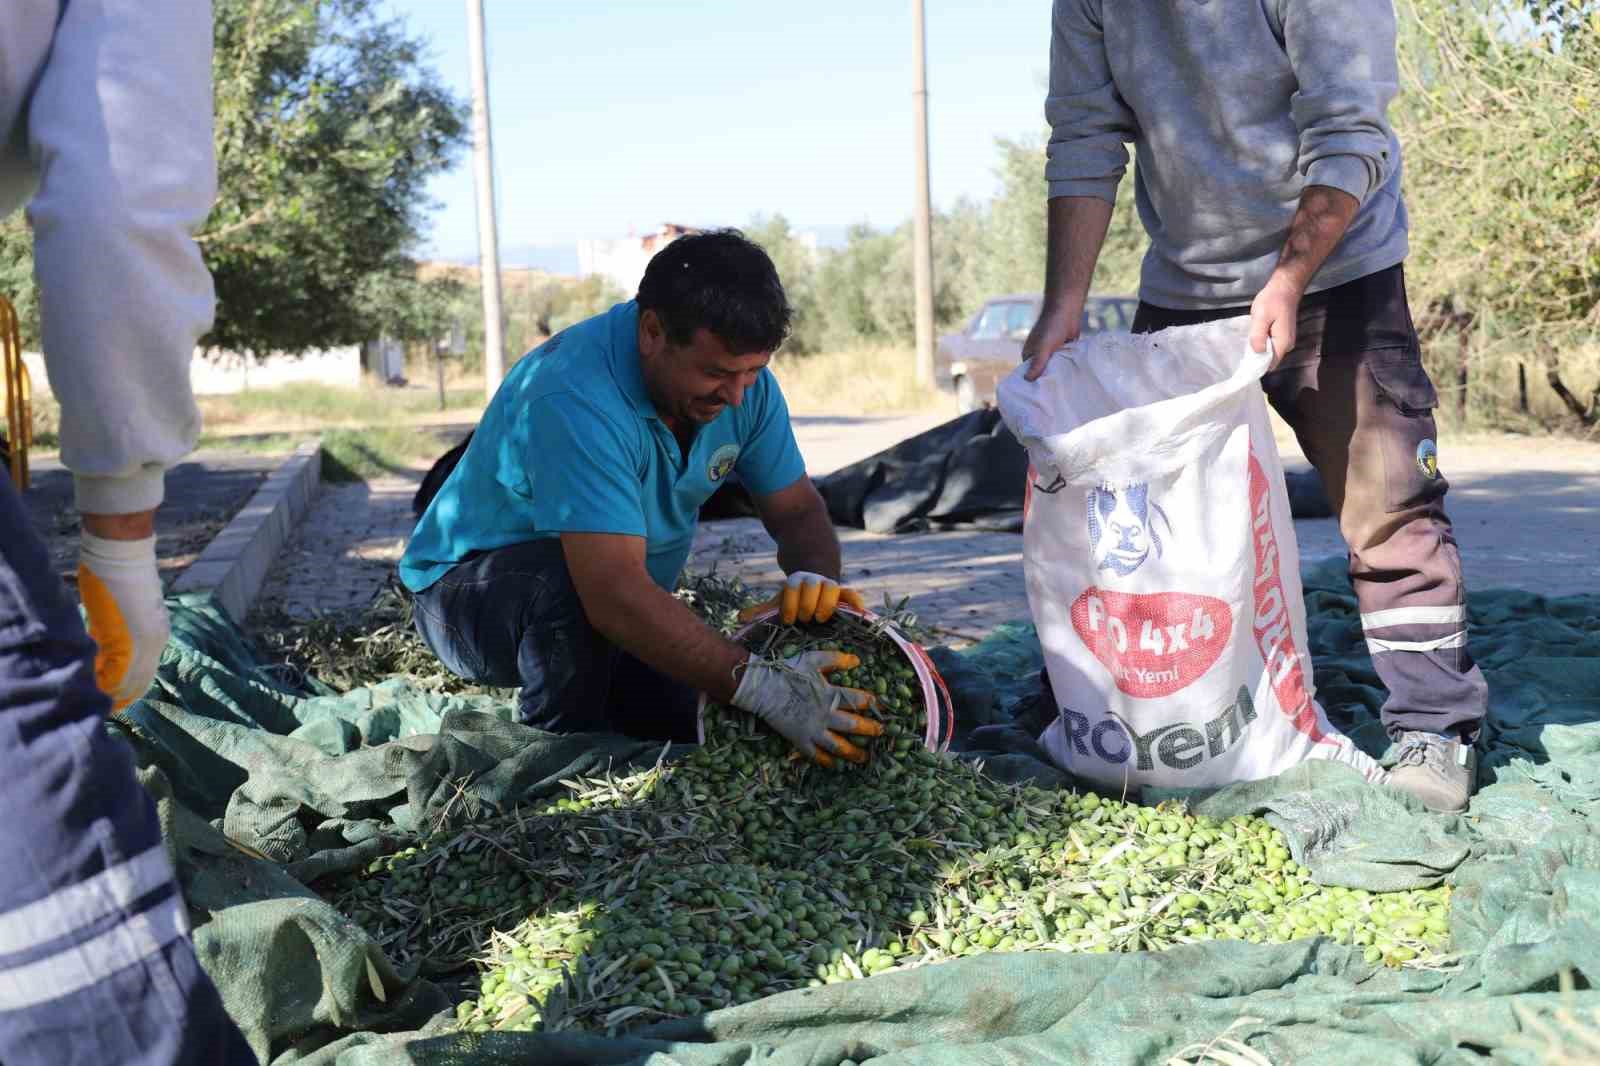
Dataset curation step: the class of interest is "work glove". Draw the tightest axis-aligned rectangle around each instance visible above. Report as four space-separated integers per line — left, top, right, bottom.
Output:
732 650 884 767
740 571 868 625
77 533 169 712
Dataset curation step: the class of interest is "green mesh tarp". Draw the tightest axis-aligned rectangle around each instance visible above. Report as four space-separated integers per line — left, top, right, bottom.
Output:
115 557 1600 1065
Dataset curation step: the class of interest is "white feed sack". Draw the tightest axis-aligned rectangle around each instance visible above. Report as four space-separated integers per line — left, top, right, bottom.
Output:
997 319 1385 792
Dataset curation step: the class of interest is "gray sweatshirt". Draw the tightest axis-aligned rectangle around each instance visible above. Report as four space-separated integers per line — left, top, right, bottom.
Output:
1046 0 1409 310
1 0 215 514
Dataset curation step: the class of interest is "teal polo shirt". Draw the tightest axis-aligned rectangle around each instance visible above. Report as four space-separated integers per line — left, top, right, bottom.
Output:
400 301 807 593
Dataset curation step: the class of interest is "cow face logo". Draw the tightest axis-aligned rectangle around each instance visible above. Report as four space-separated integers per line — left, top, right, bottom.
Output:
707 443 740 483
1087 482 1171 577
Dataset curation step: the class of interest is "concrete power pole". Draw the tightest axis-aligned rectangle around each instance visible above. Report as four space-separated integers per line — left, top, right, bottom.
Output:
911 0 936 387
467 0 506 399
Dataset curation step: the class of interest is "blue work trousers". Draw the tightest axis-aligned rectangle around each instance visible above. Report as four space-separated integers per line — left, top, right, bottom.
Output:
0 470 255 1064
411 538 700 742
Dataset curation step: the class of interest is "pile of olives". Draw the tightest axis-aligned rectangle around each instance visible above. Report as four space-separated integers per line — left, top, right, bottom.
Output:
324 616 1449 1037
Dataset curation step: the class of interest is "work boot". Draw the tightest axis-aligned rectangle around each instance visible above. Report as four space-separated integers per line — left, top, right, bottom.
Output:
1387 731 1476 813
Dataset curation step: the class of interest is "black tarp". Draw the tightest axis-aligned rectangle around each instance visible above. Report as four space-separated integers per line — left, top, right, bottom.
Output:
812 409 1031 533
412 414 1332 531
807 410 1331 533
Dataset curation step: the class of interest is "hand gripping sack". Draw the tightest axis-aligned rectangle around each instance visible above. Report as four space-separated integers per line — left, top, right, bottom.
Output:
997 319 1385 792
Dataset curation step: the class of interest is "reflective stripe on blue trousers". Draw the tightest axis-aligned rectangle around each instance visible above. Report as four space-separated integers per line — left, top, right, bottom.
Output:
0 469 255 1065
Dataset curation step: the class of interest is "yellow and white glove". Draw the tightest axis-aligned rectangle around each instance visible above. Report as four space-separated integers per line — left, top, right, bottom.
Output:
731 650 884 767
77 533 169 712
739 571 867 625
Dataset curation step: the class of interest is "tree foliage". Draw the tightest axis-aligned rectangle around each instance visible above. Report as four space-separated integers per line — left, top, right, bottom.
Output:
745 216 825 354
1398 0 1600 330
766 5 1595 430
974 137 1144 301
435 271 628 374
750 136 1145 356
201 0 467 355
1396 0 1600 423
354 270 464 346
0 0 467 357
800 216 974 351
1522 0 1600 39
0 216 37 344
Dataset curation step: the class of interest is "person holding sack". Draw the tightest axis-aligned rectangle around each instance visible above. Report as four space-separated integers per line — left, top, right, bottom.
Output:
1019 0 1488 812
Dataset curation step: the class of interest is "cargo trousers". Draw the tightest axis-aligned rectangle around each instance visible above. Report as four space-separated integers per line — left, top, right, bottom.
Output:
0 470 255 1064
1131 264 1490 742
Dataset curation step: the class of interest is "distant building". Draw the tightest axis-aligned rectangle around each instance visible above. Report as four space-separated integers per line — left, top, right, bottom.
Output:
577 222 826 295
577 223 705 295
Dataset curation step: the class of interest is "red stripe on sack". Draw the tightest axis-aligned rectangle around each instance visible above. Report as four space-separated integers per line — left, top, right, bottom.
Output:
1248 451 1327 742
1024 464 1035 522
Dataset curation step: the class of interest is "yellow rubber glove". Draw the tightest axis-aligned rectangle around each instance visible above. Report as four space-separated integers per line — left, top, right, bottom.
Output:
731 650 884 767
739 571 868 625
78 533 169 712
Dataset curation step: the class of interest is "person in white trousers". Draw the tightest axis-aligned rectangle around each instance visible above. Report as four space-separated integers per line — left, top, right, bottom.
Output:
0 1 255 1061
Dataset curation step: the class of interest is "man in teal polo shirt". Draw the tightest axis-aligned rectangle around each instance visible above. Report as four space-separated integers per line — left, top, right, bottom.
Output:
402 231 884 765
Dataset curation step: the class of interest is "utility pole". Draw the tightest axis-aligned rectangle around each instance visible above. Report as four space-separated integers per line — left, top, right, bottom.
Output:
911 0 936 387
467 0 506 400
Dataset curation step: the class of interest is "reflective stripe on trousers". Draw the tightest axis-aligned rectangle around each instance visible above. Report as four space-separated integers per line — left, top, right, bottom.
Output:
0 467 256 1065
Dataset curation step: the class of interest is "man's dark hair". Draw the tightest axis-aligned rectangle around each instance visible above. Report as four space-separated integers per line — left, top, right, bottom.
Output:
636 229 791 354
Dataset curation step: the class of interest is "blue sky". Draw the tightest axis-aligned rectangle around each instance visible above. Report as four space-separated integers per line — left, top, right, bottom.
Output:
381 1 1054 265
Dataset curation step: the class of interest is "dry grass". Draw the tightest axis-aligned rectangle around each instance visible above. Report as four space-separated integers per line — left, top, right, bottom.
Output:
1426 337 1600 439
25 385 459 484
25 337 1589 452
1261 338 1600 460
24 386 60 449
26 383 483 453
1511 1003 1600 1066
1164 1017 1274 1066
1504 970 1600 1066
772 346 955 417
195 382 483 435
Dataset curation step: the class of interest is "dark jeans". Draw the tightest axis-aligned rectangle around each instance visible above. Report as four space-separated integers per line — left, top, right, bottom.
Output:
0 471 255 1065
411 538 699 742
1131 265 1489 742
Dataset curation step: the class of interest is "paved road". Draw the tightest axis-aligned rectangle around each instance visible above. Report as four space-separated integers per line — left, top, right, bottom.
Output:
1287 439 1600 596
252 428 472 620
20 452 282 590
787 411 957 479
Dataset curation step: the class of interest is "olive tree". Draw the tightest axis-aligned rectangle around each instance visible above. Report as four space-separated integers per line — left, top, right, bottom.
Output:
1397 0 1600 424
200 0 467 357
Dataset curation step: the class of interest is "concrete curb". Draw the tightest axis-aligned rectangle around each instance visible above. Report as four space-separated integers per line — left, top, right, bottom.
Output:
172 441 322 622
